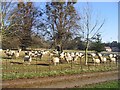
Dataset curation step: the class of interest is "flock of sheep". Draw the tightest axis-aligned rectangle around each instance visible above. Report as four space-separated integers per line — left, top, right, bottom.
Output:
4 49 119 66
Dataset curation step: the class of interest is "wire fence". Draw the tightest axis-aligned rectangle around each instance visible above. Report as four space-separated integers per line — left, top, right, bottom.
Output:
2 55 119 80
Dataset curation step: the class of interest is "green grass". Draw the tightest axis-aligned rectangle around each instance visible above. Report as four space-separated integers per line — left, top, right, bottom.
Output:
83 80 119 88
2 62 118 80
68 81 119 90
3 67 117 80
1 50 119 80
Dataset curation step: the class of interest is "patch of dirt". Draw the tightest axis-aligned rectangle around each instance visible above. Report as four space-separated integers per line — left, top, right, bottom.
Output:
2 70 118 88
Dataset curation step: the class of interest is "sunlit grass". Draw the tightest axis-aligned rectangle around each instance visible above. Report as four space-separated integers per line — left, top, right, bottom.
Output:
83 80 119 88
2 50 118 80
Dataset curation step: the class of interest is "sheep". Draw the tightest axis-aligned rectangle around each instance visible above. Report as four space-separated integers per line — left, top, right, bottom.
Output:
91 53 96 57
113 54 117 57
51 57 60 66
113 54 118 62
110 58 116 62
97 53 107 63
78 53 84 58
102 57 107 62
42 50 49 55
47 51 60 65
60 52 81 63
52 50 59 55
73 55 79 62
24 52 32 64
109 54 113 58
89 53 100 65
10 51 15 56
60 52 65 60
24 55 32 62
4 48 22 59
37 52 43 59
108 54 116 63
14 49 22 58
26 50 43 60
113 54 118 60
30 51 37 57
70 52 80 62
64 52 73 63
49 52 54 58
93 57 100 65
40 50 49 58
15 51 20 58
4 49 15 58
71 52 75 58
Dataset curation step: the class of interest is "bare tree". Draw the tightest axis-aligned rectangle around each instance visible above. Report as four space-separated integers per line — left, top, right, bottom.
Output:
0 1 17 34
80 3 105 65
10 2 35 50
1 1 43 49
0 1 19 49
41 0 80 50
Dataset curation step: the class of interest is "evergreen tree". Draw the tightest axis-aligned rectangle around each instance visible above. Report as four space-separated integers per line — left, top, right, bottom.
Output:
91 33 105 52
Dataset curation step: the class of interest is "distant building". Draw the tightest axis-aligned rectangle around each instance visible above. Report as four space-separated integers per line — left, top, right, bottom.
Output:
104 47 112 52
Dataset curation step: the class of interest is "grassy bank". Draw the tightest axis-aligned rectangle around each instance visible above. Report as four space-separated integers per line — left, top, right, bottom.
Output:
83 80 119 88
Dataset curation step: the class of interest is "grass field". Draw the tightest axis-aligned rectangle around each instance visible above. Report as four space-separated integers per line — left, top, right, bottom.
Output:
1 50 118 80
83 80 119 88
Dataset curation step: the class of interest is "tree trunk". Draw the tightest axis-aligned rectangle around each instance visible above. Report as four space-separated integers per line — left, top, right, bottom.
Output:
85 41 89 65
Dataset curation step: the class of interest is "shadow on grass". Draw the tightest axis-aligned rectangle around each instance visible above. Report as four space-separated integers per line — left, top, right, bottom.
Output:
32 63 50 66
10 61 23 65
2 57 12 59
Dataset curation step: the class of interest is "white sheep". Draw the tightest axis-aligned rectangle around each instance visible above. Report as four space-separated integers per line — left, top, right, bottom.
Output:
91 53 96 57
73 55 79 61
97 53 107 63
65 53 73 63
52 50 59 55
109 54 113 58
71 52 75 58
52 57 59 66
93 58 100 65
110 58 116 62
75 52 79 56
78 53 84 58
98 53 102 57
37 53 43 59
4 49 15 58
109 54 116 63
60 52 65 60
102 57 107 63
15 51 20 58
113 54 117 58
41 50 49 58
42 50 49 55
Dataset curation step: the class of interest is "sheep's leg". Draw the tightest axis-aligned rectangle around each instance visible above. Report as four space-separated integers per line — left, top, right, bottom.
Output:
66 60 69 63
98 62 100 65
68 60 70 63
54 62 56 66
94 61 95 66
93 58 95 66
